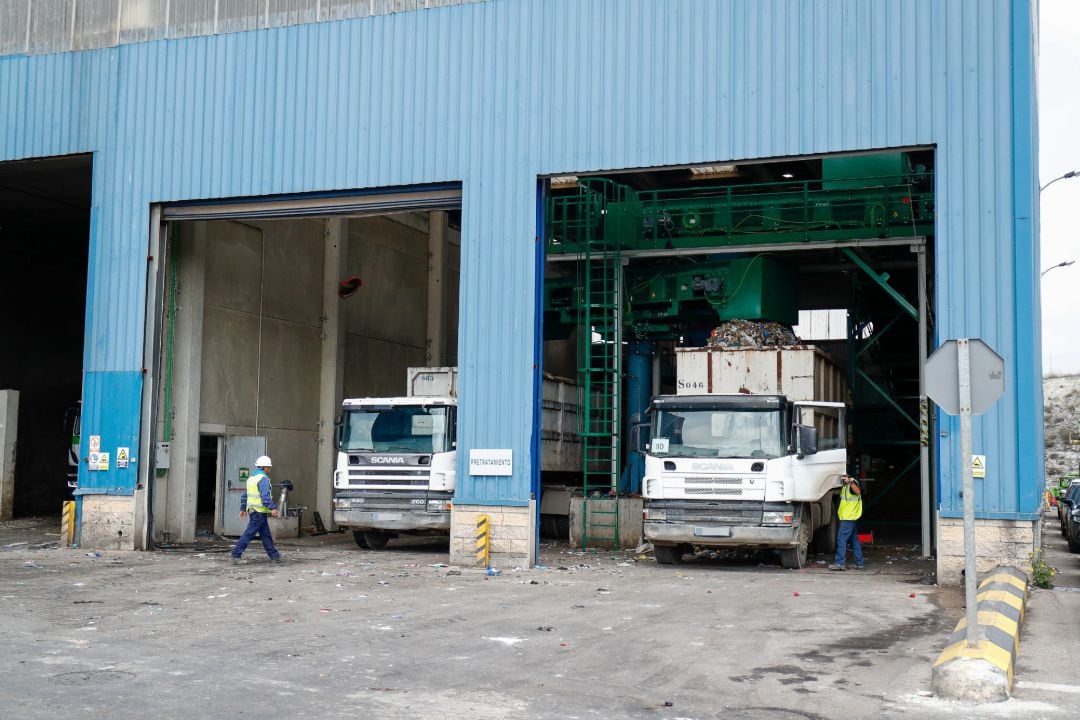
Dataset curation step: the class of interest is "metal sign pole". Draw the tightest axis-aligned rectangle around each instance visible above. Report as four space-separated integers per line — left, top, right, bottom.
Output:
915 244 931 558
958 338 978 647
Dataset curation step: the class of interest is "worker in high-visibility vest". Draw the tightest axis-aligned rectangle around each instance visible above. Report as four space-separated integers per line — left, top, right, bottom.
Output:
828 475 864 571
230 455 283 564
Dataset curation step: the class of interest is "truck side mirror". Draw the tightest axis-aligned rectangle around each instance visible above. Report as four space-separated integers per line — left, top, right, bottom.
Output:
629 414 649 454
796 425 818 459
333 415 343 451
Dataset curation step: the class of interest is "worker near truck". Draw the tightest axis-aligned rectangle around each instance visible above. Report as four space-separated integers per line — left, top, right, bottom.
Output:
230 455 283 564
829 475 864 571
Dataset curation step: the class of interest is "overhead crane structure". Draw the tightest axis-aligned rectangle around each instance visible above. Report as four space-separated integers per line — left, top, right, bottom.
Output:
544 154 936 551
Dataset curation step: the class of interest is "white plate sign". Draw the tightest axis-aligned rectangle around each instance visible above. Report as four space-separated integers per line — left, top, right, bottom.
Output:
468 449 513 476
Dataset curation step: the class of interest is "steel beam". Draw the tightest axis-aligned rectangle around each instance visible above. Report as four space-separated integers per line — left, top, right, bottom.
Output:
840 247 918 319
548 236 926 262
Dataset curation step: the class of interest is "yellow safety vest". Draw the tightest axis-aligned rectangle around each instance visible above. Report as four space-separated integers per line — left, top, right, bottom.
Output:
838 481 862 521
246 471 271 514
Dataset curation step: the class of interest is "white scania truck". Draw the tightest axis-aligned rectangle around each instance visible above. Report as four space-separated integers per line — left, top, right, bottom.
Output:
642 346 848 568
333 367 579 549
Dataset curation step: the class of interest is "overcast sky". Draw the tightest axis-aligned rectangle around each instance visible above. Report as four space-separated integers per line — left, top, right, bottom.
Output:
1039 1 1080 375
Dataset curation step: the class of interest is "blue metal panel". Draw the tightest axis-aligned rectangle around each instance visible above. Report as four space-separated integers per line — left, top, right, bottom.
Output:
0 0 1041 515
73 371 142 494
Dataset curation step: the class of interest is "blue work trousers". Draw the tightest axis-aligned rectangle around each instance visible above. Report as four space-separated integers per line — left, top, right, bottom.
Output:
835 519 864 568
231 511 279 560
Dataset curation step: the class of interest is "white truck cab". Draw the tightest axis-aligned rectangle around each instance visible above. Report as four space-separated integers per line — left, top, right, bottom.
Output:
642 347 848 568
333 392 456 549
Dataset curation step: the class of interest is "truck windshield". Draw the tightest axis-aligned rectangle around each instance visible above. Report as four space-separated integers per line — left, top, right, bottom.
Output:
650 407 784 459
342 406 454 454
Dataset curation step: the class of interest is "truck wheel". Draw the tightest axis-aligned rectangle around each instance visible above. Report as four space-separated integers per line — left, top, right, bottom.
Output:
362 531 391 550
352 531 370 549
1068 533 1080 554
813 505 838 555
654 544 684 565
780 520 811 569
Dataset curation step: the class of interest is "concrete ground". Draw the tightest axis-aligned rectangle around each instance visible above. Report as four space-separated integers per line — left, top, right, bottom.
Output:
0 516 1075 720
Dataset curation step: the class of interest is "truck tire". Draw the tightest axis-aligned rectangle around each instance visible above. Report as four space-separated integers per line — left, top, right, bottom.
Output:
812 504 838 555
352 531 370 549
362 531 391 550
654 544 684 565
1068 533 1080 554
780 518 811 569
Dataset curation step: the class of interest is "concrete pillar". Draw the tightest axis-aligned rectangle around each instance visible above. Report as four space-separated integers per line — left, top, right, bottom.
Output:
0 390 18 520
316 218 347 531
426 210 449 366
164 224 207 544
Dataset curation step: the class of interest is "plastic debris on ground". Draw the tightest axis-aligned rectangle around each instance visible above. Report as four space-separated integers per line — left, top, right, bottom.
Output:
485 567 502 577
707 320 801 348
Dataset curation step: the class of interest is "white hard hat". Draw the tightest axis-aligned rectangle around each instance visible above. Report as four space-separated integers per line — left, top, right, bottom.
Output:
255 455 273 468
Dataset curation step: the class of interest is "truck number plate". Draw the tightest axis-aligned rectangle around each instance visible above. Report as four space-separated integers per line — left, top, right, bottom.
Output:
359 512 402 522
694 526 732 538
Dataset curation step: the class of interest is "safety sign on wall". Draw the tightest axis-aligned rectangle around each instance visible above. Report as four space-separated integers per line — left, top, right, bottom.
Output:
116 447 130 469
97 452 110 472
89 435 100 452
971 455 986 479
88 451 99 470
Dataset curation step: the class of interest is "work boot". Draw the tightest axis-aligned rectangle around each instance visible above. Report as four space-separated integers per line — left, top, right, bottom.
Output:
271 555 284 563
230 556 241 565
827 564 846 571
854 565 865 571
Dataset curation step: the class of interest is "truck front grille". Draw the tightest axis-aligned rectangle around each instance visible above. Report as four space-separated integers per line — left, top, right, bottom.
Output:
335 490 450 512
346 469 430 487
649 500 792 526
684 487 742 496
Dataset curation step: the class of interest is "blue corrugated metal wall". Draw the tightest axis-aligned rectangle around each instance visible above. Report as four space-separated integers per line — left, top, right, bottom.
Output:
0 0 1041 518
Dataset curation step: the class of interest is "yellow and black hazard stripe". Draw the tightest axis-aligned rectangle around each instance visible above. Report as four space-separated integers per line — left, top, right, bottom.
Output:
932 566 1028 689
475 514 490 566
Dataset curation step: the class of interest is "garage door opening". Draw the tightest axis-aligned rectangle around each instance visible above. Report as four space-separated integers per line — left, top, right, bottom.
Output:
0 155 91 521
148 189 461 549
542 150 936 561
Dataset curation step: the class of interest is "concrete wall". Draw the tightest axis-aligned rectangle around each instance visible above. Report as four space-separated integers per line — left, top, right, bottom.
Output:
343 214 459 398
199 219 326 523
936 517 1037 585
569 496 644 550
151 212 460 542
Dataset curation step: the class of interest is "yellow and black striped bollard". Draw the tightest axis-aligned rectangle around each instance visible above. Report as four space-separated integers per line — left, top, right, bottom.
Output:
475 514 489 567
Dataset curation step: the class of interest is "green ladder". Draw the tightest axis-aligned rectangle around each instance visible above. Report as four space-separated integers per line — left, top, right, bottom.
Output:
577 219 622 551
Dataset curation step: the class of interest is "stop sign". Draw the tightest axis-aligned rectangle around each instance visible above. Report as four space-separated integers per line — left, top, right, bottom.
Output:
925 339 1005 416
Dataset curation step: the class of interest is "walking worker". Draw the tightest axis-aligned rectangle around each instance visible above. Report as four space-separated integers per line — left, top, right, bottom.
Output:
230 455 283 564
828 475 864 571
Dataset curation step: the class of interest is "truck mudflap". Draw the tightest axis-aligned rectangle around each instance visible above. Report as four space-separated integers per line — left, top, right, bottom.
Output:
334 509 450 533
644 521 801 548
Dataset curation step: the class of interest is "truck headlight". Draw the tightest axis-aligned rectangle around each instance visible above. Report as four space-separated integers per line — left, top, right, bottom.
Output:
762 511 794 525
427 499 448 512
644 508 666 521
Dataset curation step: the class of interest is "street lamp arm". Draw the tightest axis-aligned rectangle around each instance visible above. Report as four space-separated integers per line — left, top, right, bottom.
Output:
1041 259 1077 277
1041 170 1080 192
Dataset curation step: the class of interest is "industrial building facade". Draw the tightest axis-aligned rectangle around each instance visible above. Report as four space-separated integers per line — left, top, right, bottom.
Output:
0 0 1041 583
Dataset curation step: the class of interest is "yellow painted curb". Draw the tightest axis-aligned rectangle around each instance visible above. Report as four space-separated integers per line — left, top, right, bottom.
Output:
931 565 1029 701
